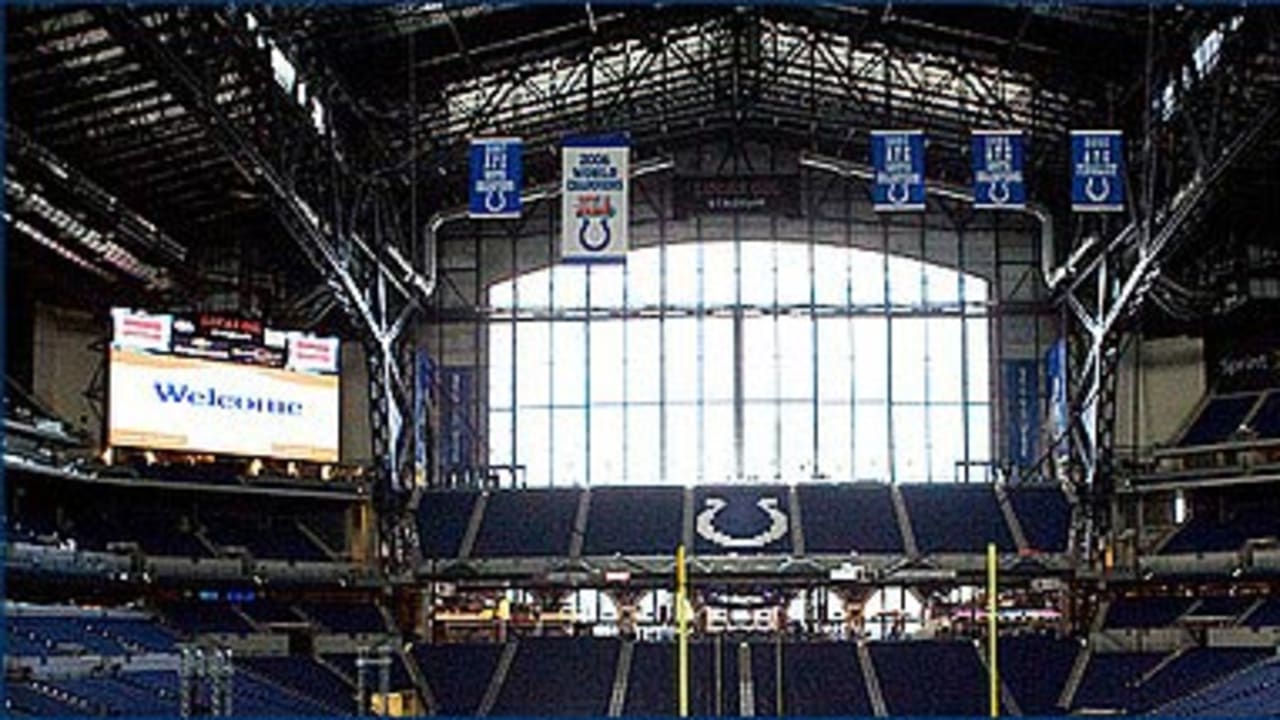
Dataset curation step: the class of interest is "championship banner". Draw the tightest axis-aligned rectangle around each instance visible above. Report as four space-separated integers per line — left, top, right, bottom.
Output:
562 134 629 262
972 130 1026 209
1003 359 1041 476
468 137 522 219
413 349 434 487
871 130 926 211
1044 338 1070 472
1071 130 1125 212
439 367 474 479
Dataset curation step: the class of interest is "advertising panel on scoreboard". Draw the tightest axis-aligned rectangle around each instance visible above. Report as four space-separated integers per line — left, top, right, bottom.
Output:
107 308 340 463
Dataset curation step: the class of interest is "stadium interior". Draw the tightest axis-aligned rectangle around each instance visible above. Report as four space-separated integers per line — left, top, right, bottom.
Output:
5 3 1280 717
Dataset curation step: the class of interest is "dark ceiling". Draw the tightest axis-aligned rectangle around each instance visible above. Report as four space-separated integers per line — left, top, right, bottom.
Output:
4 4 1271 330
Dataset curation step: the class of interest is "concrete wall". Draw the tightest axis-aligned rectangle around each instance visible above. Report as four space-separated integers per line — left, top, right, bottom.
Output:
340 341 372 465
1114 335 1205 449
31 303 104 447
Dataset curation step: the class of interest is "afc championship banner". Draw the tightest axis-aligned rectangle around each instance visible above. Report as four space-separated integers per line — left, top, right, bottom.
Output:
562 134 630 262
468 137 522 218
1071 130 1125 212
871 130 926 211
972 130 1025 209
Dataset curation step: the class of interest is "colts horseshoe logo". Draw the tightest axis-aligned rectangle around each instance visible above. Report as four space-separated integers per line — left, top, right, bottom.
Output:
578 216 612 252
1084 176 1112 204
695 496 789 549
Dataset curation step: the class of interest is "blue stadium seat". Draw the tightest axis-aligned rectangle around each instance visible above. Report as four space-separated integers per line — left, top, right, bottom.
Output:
1178 394 1261 447
868 640 989 715
1006 485 1071 552
797 484 904 554
998 635 1078 715
472 489 580 557
322 652 413 691
491 637 618 716
899 485 1015 553
692 485 792 555
159 603 253 635
583 487 683 556
416 491 479 559
412 643 503 715
781 642 873 715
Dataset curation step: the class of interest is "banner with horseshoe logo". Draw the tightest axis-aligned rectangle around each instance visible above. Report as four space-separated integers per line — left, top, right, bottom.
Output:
468 137 522 219
871 130 926 212
562 134 629 263
972 130 1026 210
1070 129 1125 212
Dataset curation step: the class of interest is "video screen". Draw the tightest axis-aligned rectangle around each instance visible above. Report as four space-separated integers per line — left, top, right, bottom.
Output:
108 308 340 462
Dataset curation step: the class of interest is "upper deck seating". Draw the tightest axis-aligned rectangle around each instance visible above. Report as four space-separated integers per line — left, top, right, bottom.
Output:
1006 485 1072 552
899 485 1015 553
797 484 904 555
1178 394 1261 447
472 489 580 557
1104 597 1196 628
416 491 479 560
582 486 683 556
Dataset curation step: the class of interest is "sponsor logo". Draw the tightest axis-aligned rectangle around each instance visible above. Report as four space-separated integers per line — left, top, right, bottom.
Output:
152 382 303 416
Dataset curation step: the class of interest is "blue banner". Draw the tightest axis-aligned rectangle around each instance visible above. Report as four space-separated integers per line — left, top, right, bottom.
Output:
414 349 434 487
972 130 1025 209
469 137 523 218
1045 339 1070 473
439 367 474 475
1003 360 1041 476
1071 130 1125 212
871 130 926 211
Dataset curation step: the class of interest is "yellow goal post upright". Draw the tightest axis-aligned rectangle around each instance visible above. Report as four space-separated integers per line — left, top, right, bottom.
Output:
988 541 999 718
676 543 689 718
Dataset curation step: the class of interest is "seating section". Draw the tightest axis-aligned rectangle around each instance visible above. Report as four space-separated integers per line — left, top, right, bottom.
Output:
472 489 580 557
1071 652 1165 712
1184 596 1254 621
1104 597 1196 628
693 485 791 555
624 642 676 715
321 652 413 691
239 657 354 713
797 484 903 554
583 486 683 556
1161 509 1280 554
1243 598 1280 627
1246 392 1280 438
232 668 342 715
6 680 95 715
159 603 254 635
998 635 1078 715
297 601 386 634
781 642 873 715
1178 394 1261 447
870 641 989 715
491 637 618 716
1161 657 1280 716
7 613 177 657
417 491 479 559
412 643 503 715
899 485 1015 553
418 482 1073 561
1006 485 1072 552
240 600 304 625
1132 648 1270 712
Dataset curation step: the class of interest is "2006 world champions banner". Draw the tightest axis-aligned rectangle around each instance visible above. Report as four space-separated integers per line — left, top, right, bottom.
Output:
562 133 629 263
871 129 926 211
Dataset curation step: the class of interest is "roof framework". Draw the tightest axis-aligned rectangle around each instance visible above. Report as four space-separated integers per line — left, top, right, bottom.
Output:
8 4 1278 566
